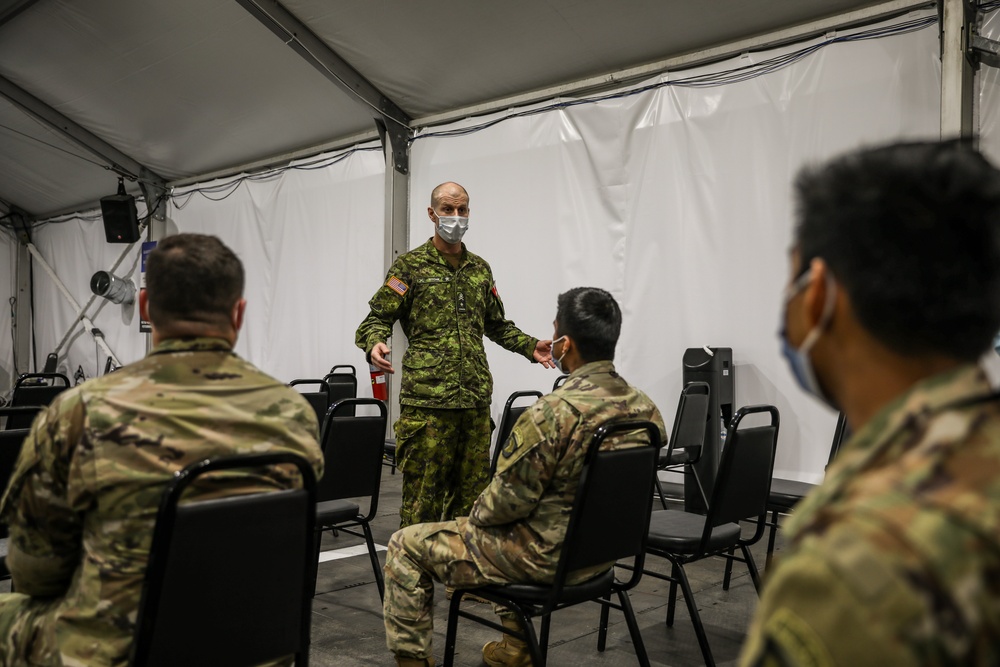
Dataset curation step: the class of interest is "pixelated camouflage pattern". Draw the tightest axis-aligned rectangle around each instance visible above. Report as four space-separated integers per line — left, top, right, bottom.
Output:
395 406 492 527
355 238 538 409
0 337 323 667
741 364 1000 667
383 361 665 660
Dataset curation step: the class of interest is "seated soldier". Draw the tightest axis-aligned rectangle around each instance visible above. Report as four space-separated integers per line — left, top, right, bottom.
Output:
0 233 323 666
382 286 666 667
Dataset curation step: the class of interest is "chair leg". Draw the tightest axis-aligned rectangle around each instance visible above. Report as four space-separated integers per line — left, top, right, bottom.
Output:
673 563 716 667
766 509 779 569
666 562 679 627
722 547 735 591
689 466 708 507
361 520 385 601
442 592 464 666
598 592 611 651
655 475 668 510
740 543 763 593
617 588 651 667
539 614 552 664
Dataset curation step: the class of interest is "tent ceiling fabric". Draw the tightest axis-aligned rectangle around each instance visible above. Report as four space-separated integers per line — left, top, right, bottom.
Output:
1 0 909 218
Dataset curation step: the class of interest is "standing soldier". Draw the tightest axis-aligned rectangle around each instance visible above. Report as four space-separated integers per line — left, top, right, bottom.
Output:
357 182 553 528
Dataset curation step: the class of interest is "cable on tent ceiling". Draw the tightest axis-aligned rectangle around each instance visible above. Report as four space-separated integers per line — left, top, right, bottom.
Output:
169 144 381 209
415 14 937 142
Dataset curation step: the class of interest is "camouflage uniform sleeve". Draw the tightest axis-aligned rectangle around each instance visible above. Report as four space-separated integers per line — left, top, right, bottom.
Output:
355 258 413 357
469 400 559 527
740 515 930 667
0 391 87 597
482 269 537 361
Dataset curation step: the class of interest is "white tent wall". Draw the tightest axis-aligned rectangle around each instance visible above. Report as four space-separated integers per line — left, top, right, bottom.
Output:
979 7 1000 164
410 12 940 483
24 145 385 396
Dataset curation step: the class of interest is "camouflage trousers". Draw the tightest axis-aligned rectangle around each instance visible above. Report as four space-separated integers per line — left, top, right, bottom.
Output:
383 519 515 661
394 406 493 527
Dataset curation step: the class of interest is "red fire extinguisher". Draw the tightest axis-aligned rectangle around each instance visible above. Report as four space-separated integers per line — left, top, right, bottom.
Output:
369 363 388 401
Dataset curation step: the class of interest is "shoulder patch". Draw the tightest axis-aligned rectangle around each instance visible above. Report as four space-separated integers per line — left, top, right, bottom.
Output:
491 283 499 299
386 276 409 296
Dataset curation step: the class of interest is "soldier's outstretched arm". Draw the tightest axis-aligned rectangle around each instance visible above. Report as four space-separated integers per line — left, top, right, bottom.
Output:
482 278 538 362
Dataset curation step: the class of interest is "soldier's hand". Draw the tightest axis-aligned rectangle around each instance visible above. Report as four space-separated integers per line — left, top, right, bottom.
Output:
534 339 555 369
371 342 395 373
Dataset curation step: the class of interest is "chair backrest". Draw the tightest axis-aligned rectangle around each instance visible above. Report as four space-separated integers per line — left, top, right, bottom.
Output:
547 420 662 607
700 405 779 553
552 374 569 391
663 381 711 465
0 428 30 540
288 379 331 428
130 452 317 667
323 365 357 417
316 398 388 519
9 373 70 429
0 405 43 431
490 390 543 475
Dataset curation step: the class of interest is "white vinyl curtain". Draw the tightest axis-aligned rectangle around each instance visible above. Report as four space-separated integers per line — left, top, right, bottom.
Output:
978 7 1000 164
8 10 941 482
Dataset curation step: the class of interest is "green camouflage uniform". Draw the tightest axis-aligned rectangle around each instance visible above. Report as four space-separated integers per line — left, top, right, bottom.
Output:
741 364 1000 667
0 337 323 667
382 360 665 660
355 238 538 526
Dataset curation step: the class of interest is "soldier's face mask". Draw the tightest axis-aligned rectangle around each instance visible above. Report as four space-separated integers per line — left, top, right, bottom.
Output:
436 214 469 244
779 266 836 408
551 336 568 373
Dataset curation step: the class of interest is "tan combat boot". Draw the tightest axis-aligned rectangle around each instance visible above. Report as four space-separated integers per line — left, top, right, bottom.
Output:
394 656 435 667
482 617 532 667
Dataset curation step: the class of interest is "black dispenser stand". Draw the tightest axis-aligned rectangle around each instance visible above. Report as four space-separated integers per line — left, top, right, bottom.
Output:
681 347 734 514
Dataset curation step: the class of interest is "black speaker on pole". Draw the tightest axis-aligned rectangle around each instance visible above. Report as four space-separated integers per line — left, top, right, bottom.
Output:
100 178 140 243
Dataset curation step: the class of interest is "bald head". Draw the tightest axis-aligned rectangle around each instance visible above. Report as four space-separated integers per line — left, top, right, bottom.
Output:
430 182 469 208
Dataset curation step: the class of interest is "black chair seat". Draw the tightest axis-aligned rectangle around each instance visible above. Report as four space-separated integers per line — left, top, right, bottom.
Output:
659 447 696 465
647 510 740 554
768 478 815 511
316 499 360 525
477 569 615 606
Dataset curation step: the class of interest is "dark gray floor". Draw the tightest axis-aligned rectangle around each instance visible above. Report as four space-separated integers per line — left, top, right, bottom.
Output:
309 468 784 666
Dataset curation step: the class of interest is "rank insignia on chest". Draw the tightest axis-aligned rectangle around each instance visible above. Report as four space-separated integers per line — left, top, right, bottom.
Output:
386 276 409 296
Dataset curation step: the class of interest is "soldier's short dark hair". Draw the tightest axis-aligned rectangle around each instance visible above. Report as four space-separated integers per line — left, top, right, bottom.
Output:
795 140 1000 361
146 233 245 326
555 287 621 362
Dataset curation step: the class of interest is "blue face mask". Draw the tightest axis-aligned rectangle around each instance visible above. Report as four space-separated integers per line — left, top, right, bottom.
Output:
551 336 567 373
779 268 837 407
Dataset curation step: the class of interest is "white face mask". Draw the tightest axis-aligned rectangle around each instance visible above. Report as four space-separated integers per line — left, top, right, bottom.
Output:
436 215 469 244
551 336 567 373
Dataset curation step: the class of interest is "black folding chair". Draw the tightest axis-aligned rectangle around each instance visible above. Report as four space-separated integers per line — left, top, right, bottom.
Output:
552 374 569 391
314 398 388 600
490 390 543 475
288 379 331 430
130 452 317 667
642 405 779 667
8 373 70 429
0 426 31 582
1 405 43 431
323 365 358 417
654 382 711 509
444 420 663 667
763 411 848 566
